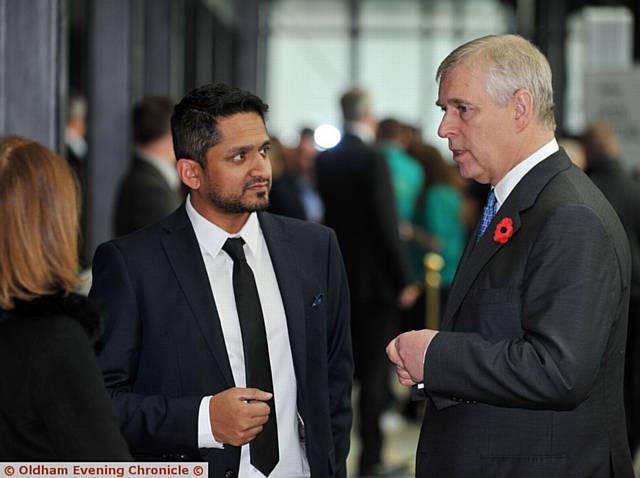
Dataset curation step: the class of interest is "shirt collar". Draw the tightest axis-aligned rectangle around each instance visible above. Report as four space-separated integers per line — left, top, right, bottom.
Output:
344 121 376 144
493 138 559 210
136 148 181 191
185 194 260 258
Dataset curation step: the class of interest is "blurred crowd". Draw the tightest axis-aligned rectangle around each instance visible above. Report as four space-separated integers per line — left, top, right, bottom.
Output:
4 83 638 475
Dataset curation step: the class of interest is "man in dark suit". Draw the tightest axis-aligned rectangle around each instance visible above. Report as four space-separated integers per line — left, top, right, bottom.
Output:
387 34 634 477
583 121 640 456
316 87 414 476
113 96 183 237
90 83 353 478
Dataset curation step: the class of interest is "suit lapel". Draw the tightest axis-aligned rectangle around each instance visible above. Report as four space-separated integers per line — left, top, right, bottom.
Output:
258 213 307 402
441 150 573 330
160 207 235 387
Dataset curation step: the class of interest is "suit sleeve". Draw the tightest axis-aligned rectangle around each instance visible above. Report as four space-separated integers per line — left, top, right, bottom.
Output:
32 319 132 460
368 151 411 291
325 230 353 478
90 241 201 455
424 205 627 410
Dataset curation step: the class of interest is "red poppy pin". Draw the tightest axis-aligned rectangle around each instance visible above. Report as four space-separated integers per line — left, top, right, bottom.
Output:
493 217 514 244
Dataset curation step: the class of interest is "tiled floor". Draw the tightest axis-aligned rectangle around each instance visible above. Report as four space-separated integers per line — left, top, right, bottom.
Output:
347 384 420 477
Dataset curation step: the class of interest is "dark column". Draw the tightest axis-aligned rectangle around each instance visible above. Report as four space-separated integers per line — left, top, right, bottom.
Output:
348 0 360 84
233 0 260 91
144 0 171 95
195 2 214 87
535 0 567 135
212 17 234 86
86 0 141 255
0 0 64 150
183 0 198 92
142 0 186 98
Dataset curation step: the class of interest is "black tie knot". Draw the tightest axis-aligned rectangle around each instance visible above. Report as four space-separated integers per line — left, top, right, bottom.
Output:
223 237 246 263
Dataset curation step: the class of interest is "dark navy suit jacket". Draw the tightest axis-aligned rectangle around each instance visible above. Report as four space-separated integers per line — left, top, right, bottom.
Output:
90 207 353 478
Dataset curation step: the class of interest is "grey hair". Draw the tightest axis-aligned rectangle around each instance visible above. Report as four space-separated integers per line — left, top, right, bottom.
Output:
436 34 555 131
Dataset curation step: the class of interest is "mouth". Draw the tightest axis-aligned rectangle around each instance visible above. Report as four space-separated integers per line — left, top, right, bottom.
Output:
244 180 270 193
450 148 466 161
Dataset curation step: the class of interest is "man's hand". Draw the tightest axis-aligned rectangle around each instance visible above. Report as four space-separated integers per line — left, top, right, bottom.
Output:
386 329 438 385
209 387 272 446
386 338 416 386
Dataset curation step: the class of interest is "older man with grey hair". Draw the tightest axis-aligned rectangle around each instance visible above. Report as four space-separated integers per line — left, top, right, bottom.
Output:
387 34 634 478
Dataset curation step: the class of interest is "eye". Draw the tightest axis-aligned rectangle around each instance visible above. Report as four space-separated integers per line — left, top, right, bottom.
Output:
259 144 271 158
231 152 246 162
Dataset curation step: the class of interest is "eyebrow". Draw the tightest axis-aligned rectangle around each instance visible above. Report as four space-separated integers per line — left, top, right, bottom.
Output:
436 98 470 108
226 139 271 155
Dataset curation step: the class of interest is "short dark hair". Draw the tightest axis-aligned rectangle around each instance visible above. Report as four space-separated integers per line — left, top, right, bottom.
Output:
376 118 403 142
133 96 175 145
171 83 269 169
300 127 314 139
340 87 370 122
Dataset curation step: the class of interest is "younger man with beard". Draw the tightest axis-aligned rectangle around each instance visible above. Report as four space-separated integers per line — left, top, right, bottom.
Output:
90 83 353 478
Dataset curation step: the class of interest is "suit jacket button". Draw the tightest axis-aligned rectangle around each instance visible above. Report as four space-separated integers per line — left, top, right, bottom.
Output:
177 453 188 460
224 470 235 478
161 453 168 459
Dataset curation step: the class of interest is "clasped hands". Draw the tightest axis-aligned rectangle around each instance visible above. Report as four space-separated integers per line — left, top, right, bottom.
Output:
386 329 439 386
210 387 272 446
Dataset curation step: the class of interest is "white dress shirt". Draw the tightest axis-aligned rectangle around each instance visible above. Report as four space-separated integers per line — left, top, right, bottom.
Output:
186 197 310 478
493 138 559 211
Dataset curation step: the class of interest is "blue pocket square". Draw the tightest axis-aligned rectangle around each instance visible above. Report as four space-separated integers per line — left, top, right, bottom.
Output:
311 293 324 307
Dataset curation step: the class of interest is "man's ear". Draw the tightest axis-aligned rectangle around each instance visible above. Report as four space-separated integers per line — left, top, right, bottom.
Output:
513 89 534 132
177 158 202 190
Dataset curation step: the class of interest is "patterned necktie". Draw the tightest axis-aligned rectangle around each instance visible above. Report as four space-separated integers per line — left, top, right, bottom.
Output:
476 189 497 243
222 237 279 476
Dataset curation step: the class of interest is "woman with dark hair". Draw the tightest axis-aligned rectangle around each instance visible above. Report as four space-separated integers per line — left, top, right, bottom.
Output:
0 136 131 460
409 142 466 312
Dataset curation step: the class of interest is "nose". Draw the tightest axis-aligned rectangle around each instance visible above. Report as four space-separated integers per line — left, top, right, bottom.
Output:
437 111 455 139
251 151 271 177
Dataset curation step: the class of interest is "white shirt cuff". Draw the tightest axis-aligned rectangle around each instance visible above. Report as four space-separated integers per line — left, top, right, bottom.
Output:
198 396 224 449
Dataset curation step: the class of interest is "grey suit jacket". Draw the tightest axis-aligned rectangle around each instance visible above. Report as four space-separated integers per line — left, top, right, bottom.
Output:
417 150 634 477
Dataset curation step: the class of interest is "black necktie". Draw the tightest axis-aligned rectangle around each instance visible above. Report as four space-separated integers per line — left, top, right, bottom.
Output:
222 237 279 476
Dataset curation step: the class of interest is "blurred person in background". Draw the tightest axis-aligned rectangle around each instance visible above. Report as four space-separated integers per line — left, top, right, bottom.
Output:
64 91 88 181
114 95 183 237
64 91 90 267
558 136 587 170
583 120 640 456
317 87 413 477
267 135 287 181
376 118 424 226
408 142 466 319
0 136 131 460
269 127 323 222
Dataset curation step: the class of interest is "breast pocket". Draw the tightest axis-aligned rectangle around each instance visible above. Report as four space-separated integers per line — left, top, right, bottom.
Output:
471 287 522 339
